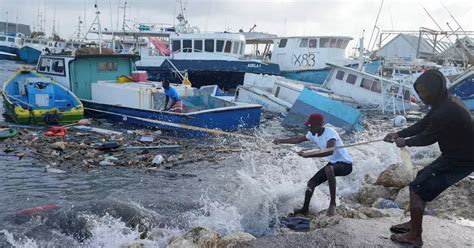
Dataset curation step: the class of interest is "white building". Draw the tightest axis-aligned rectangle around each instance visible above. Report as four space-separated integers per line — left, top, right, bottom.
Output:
376 34 450 61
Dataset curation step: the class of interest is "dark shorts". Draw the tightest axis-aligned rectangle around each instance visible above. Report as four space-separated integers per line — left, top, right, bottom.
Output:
307 162 353 189
409 157 473 202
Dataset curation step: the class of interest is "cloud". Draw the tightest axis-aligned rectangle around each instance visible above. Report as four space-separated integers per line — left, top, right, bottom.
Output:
0 0 471 47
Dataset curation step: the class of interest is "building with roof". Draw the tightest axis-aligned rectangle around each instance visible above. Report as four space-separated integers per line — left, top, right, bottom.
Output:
0 22 31 36
375 33 451 61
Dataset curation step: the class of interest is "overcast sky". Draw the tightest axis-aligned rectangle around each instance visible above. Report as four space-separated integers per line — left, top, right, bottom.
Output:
0 0 472 49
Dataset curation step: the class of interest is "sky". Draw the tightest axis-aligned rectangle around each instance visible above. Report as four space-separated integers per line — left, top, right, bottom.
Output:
0 0 472 51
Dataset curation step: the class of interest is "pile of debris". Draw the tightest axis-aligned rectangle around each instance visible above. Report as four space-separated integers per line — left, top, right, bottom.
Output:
1 119 242 173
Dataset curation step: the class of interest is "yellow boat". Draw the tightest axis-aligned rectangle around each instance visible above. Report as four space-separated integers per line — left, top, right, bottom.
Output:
2 69 84 125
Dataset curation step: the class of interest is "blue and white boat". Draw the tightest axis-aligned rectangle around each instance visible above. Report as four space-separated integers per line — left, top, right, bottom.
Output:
448 68 474 110
98 6 280 90
136 32 280 90
0 33 22 59
0 51 17 60
35 53 262 136
247 36 361 85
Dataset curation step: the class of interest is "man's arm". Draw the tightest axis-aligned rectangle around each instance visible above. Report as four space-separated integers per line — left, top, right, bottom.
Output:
163 96 169 110
397 113 431 138
273 135 307 145
396 118 442 147
300 138 336 158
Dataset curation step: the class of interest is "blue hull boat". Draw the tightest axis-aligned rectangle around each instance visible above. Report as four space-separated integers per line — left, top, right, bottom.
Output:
138 59 280 90
82 96 262 137
281 63 365 85
283 88 363 132
0 51 17 60
448 69 474 110
281 68 332 85
19 46 41 64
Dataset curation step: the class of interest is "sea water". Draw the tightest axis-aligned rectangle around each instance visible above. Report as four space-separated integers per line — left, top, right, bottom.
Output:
0 60 441 247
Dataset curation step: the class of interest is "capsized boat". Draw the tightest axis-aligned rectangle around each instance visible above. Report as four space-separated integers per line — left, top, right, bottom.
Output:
2 69 84 124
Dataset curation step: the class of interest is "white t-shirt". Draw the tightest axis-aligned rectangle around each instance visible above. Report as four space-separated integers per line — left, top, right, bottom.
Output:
305 127 353 164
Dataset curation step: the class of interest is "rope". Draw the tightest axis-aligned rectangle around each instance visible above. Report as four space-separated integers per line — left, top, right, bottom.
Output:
300 138 385 157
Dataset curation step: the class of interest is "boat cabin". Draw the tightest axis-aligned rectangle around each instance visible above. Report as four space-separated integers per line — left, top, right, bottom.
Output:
23 38 48 47
36 54 137 100
270 36 353 71
0 33 23 52
323 63 417 113
142 32 246 60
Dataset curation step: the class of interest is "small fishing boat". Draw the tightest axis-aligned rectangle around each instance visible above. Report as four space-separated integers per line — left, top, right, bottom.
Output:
2 69 84 124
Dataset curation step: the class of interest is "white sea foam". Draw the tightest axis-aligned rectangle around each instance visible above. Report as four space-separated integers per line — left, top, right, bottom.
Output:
189 124 442 237
0 230 38 248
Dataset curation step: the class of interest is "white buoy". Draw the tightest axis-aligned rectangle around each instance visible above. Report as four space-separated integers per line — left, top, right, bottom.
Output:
152 155 164 165
393 115 407 127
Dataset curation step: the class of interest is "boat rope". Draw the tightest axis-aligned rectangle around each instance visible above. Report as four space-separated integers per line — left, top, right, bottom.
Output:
83 107 253 138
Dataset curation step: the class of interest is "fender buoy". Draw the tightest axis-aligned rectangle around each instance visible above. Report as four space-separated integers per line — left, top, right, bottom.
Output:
16 204 58 216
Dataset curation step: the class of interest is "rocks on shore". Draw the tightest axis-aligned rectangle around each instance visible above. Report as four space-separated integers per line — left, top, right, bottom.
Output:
375 162 414 188
168 227 255 248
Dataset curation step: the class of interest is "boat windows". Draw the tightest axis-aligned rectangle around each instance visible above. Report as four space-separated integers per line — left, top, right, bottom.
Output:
25 39 31 43
38 58 50 72
299 38 309 48
205 39 214 52
402 88 411 100
183 39 192 53
216 40 224 52
361 78 373 90
98 62 118 72
336 39 343 48
8 37 14 42
329 39 337 48
346 74 357 84
172 40 181 52
232 41 239 54
32 40 40 44
341 40 350 49
240 42 245 55
279 39 287 48
224 41 232 53
320 38 329 48
73 43 80 48
51 59 65 74
371 80 382 93
41 41 47 45
0 36 6 41
194 40 203 52
335 70 345 80
309 39 318 48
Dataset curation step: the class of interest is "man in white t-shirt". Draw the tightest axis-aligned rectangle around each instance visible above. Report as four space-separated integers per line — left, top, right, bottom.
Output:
273 113 353 216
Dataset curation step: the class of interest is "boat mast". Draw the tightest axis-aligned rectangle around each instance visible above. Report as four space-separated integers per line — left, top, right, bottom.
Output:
85 0 104 53
367 0 384 53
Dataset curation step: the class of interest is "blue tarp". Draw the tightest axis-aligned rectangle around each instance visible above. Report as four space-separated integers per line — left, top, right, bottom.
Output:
269 216 310 232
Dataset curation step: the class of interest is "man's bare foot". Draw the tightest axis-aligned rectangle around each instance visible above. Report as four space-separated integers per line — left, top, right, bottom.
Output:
390 221 411 233
390 232 423 247
327 205 336 216
293 208 308 215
